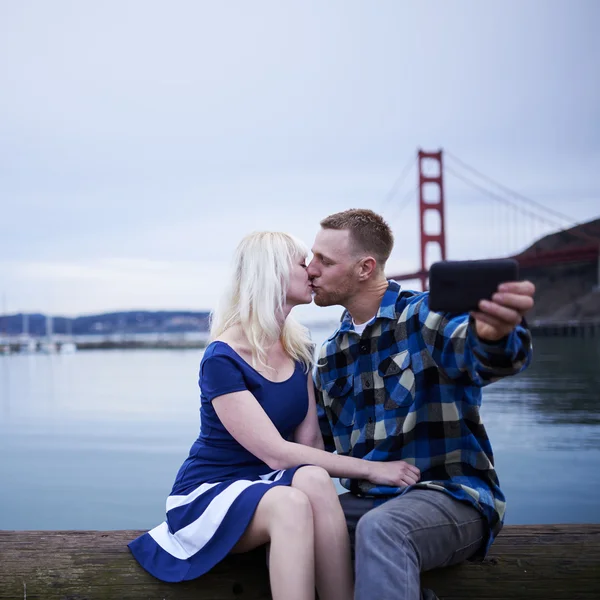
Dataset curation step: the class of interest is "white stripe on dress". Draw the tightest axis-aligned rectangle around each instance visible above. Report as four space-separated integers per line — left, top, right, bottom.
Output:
148 521 189 560
166 481 221 512
149 470 287 559
259 469 286 482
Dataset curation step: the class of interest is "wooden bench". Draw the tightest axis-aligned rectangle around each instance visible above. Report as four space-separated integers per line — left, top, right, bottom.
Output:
1 525 599 599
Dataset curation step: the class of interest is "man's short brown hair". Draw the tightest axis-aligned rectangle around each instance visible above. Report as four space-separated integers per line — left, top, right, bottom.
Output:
320 208 394 268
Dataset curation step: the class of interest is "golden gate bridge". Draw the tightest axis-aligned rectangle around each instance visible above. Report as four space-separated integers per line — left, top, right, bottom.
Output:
385 149 600 292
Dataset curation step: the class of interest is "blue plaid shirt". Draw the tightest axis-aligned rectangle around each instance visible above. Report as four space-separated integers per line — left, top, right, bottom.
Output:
314 280 533 555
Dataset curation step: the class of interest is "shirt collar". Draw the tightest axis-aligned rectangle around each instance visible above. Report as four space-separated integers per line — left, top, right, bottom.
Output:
327 280 402 341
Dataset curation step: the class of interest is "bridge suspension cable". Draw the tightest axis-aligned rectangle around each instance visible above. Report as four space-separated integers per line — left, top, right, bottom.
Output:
444 164 568 231
444 150 577 225
444 150 600 247
379 154 415 212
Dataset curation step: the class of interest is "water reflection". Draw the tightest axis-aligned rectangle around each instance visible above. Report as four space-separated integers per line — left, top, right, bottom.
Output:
485 338 600 428
1 356 10 420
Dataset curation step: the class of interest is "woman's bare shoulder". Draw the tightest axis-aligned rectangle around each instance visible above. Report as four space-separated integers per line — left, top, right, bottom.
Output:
213 327 249 355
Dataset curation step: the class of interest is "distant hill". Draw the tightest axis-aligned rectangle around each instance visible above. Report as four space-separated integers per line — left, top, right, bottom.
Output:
517 218 600 321
517 218 600 255
0 310 211 337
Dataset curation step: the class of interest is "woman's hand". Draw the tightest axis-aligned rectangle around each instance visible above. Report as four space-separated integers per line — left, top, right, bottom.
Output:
366 460 421 487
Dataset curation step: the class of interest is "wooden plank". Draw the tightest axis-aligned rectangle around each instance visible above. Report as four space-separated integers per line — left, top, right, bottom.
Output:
0 531 270 600
0 526 599 599
421 524 600 599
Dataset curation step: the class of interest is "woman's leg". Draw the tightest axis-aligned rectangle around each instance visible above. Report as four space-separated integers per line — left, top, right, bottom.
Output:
232 485 315 600
292 466 354 600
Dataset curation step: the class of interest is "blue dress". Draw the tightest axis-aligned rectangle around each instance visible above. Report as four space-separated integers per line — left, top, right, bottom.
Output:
128 341 310 582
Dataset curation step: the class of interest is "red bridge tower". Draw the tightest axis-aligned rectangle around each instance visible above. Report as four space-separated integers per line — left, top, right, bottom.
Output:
418 149 447 290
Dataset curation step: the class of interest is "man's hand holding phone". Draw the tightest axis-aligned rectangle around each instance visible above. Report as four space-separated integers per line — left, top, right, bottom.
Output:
428 259 535 341
471 280 535 341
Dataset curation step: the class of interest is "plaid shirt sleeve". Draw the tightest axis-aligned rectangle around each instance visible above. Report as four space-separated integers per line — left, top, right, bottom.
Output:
414 295 533 386
312 367 336 452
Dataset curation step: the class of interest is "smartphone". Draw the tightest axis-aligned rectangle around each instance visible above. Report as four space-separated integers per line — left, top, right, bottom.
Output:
428 258 519 314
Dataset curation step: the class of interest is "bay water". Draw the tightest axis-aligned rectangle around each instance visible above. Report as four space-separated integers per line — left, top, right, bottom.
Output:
1 332 598 530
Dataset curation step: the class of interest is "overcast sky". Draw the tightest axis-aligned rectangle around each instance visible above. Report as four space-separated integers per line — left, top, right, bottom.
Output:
1 0 599 323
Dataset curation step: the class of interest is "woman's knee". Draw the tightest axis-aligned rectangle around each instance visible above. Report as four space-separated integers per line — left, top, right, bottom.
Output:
292 466 336 499
231 487 312 553
265 486 313 528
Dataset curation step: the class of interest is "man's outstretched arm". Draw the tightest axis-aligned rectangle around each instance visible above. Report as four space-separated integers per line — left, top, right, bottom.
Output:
416 280 535 386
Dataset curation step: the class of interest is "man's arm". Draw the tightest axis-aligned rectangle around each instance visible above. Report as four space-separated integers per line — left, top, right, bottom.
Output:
416 280 535 386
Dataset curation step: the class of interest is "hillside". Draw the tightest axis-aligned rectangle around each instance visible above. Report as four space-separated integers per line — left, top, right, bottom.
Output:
518 218 600 254
0 310 211 337
517 218 600 321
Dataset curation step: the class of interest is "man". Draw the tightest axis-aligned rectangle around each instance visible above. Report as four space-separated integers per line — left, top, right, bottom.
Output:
307 209 534 600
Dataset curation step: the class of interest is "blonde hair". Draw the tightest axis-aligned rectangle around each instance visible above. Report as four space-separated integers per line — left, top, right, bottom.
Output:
209 231 314 372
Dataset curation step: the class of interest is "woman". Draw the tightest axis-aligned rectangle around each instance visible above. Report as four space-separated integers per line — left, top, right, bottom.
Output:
129 232 420 600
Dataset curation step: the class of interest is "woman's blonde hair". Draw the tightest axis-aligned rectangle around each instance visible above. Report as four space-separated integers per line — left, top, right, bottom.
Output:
209 231 314 372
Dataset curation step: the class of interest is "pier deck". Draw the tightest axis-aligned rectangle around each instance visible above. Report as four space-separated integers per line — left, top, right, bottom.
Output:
1 525 599 599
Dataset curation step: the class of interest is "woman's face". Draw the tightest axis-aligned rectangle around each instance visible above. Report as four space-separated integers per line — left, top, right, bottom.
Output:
285 254 313 307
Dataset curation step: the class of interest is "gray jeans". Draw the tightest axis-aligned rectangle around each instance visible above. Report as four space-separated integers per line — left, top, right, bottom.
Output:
339 488 487 600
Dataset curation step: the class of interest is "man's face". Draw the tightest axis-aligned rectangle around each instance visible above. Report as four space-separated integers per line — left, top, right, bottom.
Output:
307 228 359 307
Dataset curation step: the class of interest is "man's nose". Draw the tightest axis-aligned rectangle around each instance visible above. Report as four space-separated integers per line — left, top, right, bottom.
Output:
306 259 318 278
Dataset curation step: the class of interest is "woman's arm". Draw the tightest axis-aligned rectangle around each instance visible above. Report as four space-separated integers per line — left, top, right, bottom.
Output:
293 375 325 450
212 380 420 487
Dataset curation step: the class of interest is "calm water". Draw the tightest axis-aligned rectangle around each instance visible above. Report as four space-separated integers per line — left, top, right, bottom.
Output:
1 333 599 530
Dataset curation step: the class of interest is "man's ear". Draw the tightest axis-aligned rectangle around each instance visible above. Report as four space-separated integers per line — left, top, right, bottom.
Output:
357 256 377 280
